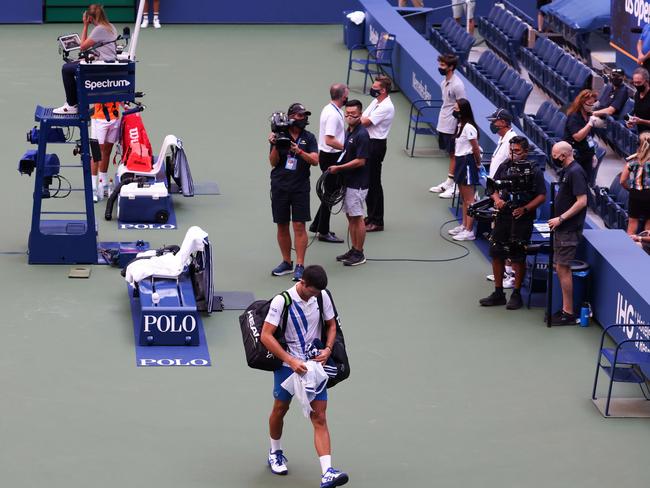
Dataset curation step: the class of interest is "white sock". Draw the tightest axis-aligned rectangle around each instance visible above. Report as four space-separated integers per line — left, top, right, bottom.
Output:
270 438 282 453
92 175 98 190
154 12 159 18
319 455 332 475
99 172 108 185
505 265 513 275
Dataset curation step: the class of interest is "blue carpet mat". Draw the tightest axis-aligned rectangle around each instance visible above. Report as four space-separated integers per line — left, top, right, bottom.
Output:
128 286 212 367
118 198 177 230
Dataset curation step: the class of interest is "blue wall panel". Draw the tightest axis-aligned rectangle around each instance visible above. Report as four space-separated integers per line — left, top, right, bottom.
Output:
0 1 42 24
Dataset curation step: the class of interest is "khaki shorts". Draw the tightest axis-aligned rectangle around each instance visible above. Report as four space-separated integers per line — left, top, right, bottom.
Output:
343 187 368 217
553 229 582 266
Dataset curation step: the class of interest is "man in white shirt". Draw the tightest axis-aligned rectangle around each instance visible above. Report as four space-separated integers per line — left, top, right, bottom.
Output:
261 265 349 488
430 54 466 198
487 109 517 178
361 75 395 232
485 109 517 287
311 83 349 243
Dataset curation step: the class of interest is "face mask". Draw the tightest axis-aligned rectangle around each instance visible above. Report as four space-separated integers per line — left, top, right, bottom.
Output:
341 97 348 105
489 122 500 134
292 119 308 129
583 104 594 114
452 110 460 119
438 67 447 76
552 157 564 167
369 88 381 98
636 84 647 94
612 77 623 87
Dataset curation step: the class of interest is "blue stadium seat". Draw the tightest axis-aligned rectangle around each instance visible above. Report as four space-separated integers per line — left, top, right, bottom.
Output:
347 32 396 93
429 18 476 66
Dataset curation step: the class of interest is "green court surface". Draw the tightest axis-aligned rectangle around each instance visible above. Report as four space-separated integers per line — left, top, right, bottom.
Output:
0 24 647 488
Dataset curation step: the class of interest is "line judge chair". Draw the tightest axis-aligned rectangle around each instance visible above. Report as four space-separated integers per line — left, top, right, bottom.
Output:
347 32 396 93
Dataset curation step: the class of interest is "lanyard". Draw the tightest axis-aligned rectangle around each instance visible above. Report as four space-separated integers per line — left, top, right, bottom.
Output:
331 103 344 121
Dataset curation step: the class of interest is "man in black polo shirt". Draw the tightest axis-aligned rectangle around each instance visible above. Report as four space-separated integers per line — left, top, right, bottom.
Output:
548 141 588 326
627 67 650 134
328 99 370 266
268 103 319 282
479 137 546 310
592 69 629 119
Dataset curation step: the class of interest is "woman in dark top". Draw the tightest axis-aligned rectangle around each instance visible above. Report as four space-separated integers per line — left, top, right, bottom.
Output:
621 132 650 236
564 89 599 184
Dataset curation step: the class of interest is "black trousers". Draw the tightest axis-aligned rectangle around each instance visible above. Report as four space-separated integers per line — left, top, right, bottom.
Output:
366 138 387 226
62 62 79 106
310 150 342 234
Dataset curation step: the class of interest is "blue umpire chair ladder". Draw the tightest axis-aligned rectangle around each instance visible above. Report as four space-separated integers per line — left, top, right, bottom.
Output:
28 62 136 264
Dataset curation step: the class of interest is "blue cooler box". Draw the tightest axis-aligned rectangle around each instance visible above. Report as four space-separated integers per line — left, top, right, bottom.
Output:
118 182 170 224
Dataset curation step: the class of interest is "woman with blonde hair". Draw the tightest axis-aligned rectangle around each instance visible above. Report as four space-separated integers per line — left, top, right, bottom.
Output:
54 4 118 114
564 89 600 183
621 132 650 237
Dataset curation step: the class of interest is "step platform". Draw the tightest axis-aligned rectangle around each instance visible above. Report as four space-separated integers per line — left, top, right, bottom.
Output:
130 275 201 346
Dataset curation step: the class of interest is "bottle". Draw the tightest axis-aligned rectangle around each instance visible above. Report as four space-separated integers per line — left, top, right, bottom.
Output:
96 177 104 202
580 302 590 327
152 292 160 305
107 178 114 198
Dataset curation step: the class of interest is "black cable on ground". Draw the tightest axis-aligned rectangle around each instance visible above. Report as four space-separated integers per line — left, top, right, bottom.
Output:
360 218 472 263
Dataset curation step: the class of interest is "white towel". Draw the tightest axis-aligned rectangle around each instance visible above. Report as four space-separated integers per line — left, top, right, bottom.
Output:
346 11 366 25
281 361 329 417
125 226 208 285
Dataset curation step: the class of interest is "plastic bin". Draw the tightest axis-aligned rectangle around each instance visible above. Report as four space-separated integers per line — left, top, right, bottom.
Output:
343 10 365 49
551 259 590 316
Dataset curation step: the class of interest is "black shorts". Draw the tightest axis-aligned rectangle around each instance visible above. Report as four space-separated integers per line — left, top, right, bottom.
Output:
271 188 310 224
438 132 455 156
489 211 534 262
628 189 650 219
453 154 479 186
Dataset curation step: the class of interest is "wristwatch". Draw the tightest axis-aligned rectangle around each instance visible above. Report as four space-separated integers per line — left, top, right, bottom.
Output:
558 215 564 223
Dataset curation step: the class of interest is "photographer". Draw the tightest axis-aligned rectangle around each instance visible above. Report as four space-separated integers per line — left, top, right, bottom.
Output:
53 4 118 115
268 103 319 282
479 137 546 310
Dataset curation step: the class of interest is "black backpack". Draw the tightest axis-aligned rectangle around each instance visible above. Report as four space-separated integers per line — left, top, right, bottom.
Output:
239 292 292 371
317 289 350 389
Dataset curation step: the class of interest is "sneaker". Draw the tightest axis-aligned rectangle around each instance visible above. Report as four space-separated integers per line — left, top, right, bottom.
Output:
439 185 458 199
429 177 453 193
292 264 304 282
93 193 98 203
321 467 349 488
343 249 366 266
153 17 161 29
53 103 78 115
448 225 465 236
452 229 475 241
502 275 515 289
551 310 579 326
479 290 507 306
506 290 523 310
141 16 149 28
336 248 354 262
486 274 495 281
271 261 293 276
268 450 288 476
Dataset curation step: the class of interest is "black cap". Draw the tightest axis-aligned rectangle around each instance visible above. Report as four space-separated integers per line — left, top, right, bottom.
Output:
487 108 513 123
287 103 311 116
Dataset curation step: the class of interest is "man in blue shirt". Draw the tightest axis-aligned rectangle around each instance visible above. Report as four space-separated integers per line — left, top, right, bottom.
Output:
329 100 370 266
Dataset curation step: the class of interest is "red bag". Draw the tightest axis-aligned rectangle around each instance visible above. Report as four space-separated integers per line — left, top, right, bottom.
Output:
121 112 153 172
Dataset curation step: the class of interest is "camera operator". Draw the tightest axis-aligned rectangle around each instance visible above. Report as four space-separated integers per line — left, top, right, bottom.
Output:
268 103 319 282
53 4 118 115
479 137 546 310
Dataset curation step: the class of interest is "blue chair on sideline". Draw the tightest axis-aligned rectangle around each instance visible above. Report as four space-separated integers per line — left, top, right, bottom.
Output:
347 32 396 93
